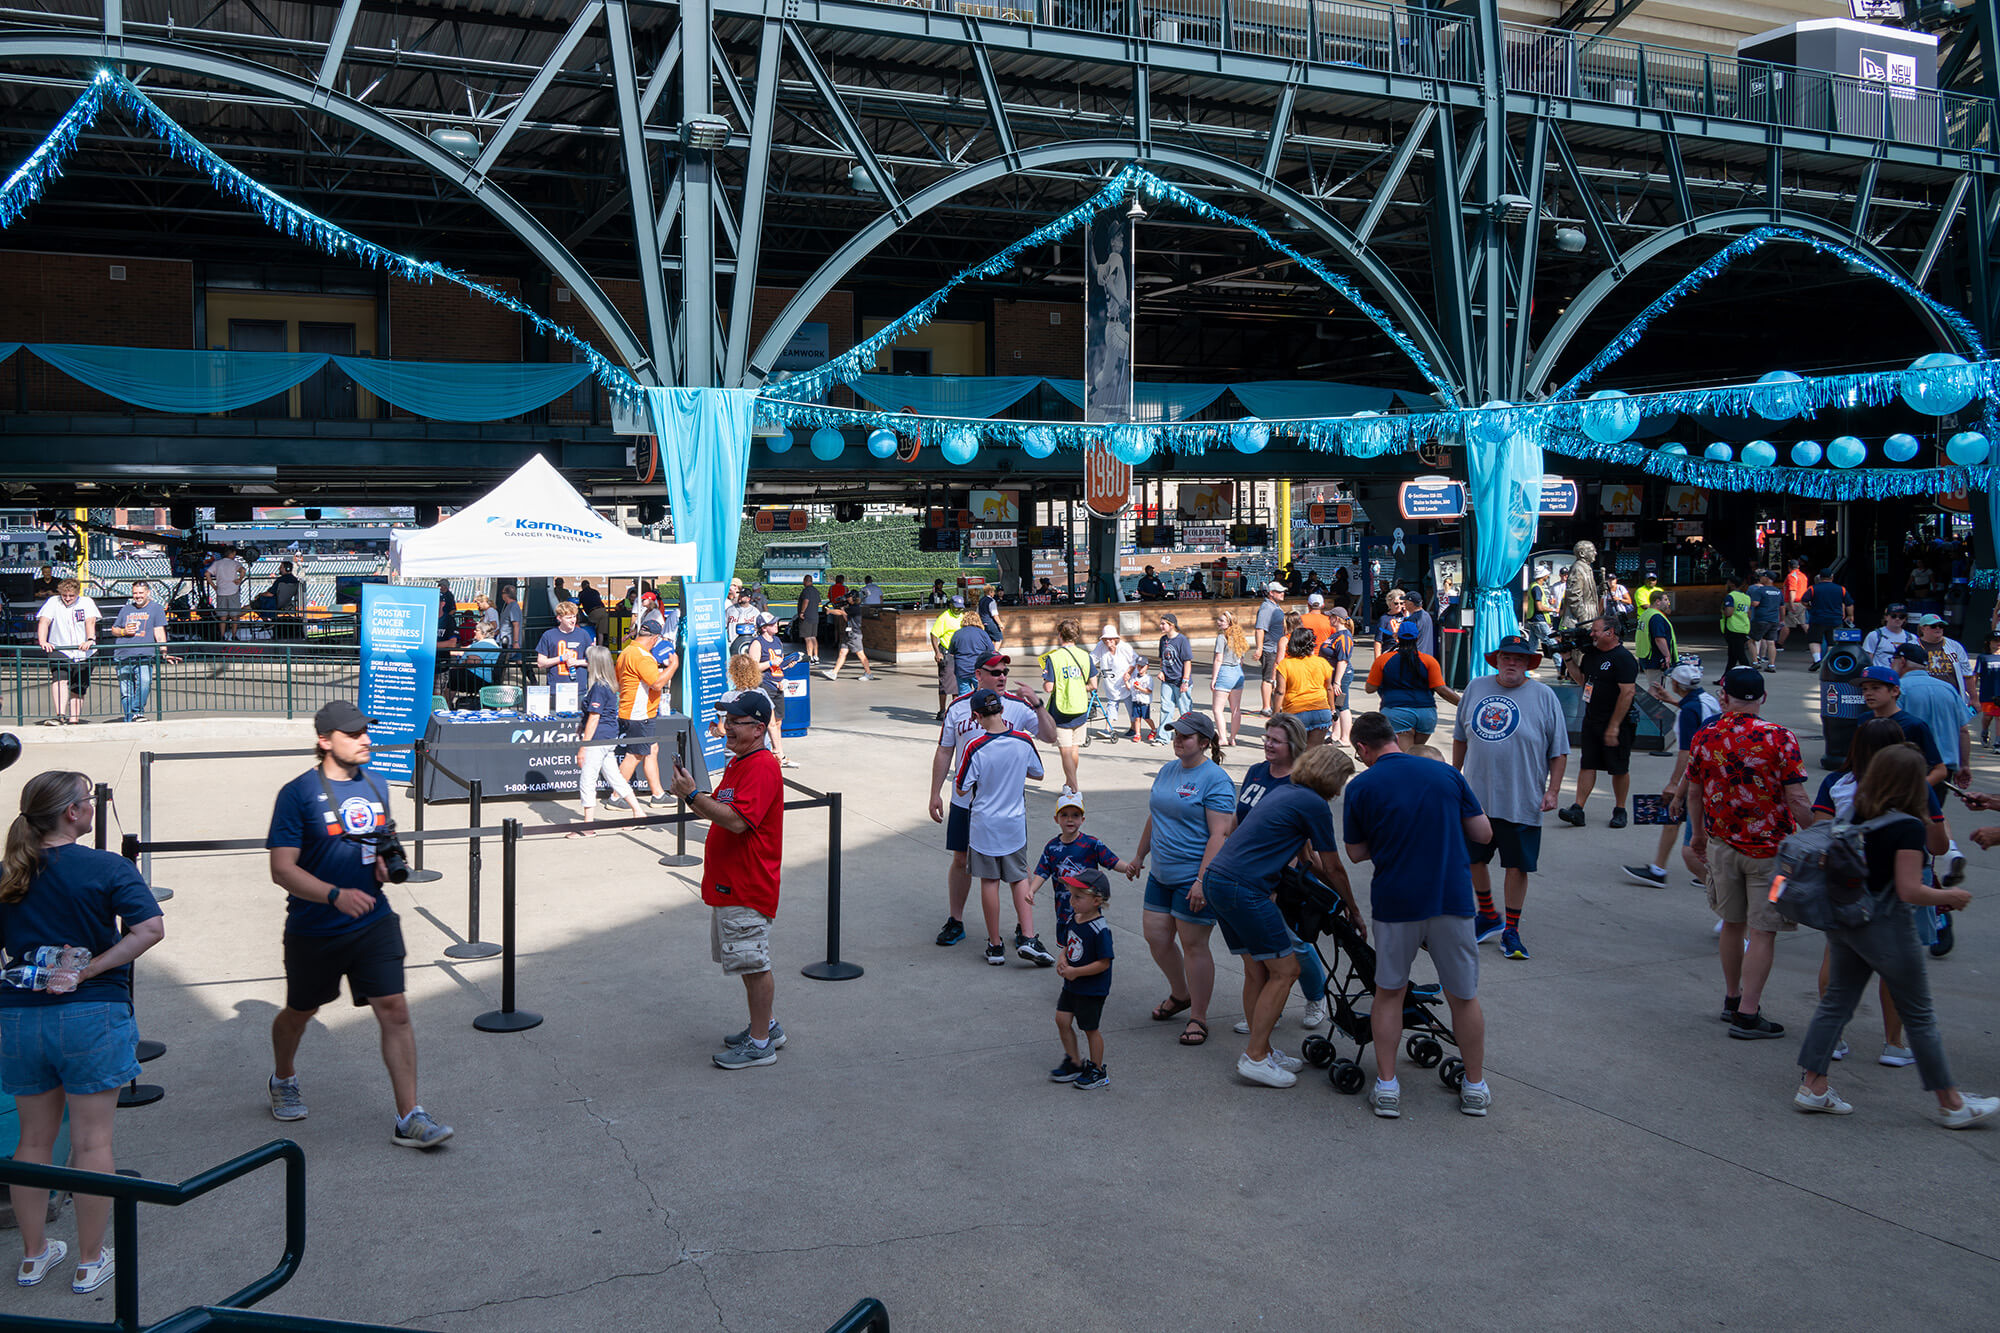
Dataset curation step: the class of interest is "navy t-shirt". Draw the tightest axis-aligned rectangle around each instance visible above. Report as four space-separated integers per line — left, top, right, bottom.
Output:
1210 781 1337 886
1677 688 1721 750
1977 654 2000 706
1033 833 1120 939
0 845 163 1007
583 681 616 727
112 600 170 659
1061 916 1114 997
1159 632 1193 686
1806 581 1852 626
1343 752 1483 922
1884 709 1944 768
1812 771 1943 821
265 768 394 936
949 624 994 681
1748 585 1783 624
536 625 596 681
1235 760 1290 824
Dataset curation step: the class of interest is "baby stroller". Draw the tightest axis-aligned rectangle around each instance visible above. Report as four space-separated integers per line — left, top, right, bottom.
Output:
1276 865 1464 1095
1076 676 1122 744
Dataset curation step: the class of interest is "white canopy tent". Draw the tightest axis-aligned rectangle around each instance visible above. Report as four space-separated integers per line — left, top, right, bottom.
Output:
387 453 694 578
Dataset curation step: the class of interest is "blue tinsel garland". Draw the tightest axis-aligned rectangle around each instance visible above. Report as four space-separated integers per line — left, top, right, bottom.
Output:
1555 226 1991 400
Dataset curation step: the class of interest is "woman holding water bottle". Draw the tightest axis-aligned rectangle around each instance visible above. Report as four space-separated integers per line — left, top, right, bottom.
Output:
0 770 165 1294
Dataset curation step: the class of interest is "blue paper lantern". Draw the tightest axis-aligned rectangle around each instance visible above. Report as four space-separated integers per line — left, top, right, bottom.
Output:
1703 442 1734 463
1741 440 1777 468
1581 389 1642 444
1109 425 1154 466
1883 432 1920 463
1827 435 1867 468
1790 439 1823 467
1900 352 1978 417
1020 427 1058 459
1469 400 1514 448
767 427 794 454
1750 370 1808 421
941 426 980 465
1232 417 1270 454
810 426 845 461
1946 430 1990 466
866 427 899 459
1658 441 1687 456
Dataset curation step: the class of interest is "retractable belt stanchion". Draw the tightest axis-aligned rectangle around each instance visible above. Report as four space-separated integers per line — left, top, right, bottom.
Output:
115 832 166 1107
658 791 701 868
404 739 445 883
473 819 542 1032
443 778 500 960
137 752 173 901
801 790 862 981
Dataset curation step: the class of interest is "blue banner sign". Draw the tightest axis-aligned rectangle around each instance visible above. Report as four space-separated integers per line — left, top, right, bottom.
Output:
1398 479 1468 520
358 583 440 780
1538 478 1580 516
683 581 732 776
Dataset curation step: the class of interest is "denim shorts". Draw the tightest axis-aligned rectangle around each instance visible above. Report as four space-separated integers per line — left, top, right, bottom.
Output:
0 1001 142 1097
1383 705 1438 735
1203 867 1296 961
1142 871 1216 926
1214 665 1244 692
1288 708 1334 732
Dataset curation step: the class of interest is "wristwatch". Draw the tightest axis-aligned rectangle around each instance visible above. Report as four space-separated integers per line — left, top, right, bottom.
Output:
327 887 341 907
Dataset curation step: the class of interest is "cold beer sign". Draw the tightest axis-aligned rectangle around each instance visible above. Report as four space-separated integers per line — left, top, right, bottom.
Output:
1084 438 1131 518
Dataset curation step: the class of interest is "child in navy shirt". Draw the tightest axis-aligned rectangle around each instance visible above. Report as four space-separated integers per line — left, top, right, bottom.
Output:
1050 868 1115 1090
1026 787 1122 944
1977 631 2000 750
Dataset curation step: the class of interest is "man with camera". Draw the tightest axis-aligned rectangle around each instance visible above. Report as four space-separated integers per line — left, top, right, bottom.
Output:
1558 618 1639 829
264 700 452 1148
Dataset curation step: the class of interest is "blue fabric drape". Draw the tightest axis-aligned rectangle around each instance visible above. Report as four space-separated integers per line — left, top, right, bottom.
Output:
1042 379 1232 422
1228 381 1399 419
1467 423 1546 665
0 343 19 364
645 387 757 583
334 357 592 422
31 344 327 413
847 373 1042 419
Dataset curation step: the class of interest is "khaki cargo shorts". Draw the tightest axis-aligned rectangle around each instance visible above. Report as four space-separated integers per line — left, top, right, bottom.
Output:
710 904 773 975
1705 841 1793 934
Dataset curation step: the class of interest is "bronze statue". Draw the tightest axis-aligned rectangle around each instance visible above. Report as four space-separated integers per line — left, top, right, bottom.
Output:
1559 540 1601 629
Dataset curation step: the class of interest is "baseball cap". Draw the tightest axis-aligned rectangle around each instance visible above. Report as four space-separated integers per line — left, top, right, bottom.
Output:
1893 643 1929 665
1307 592 1324 607
1915 613 1945 626
722 691 773 724
949 596 965 609
1885 603 1908 617
1329 606 1350 621
1054 786 1085 814
1668 661 1704 687
1721 667 1767 701
1266 581 1287 594
1058 866 1112 902
315 699 376 734
1861 666 1901 688
1168 710 1218 740
969 687 1004 715
977 653 1012 671
1397 622 1421 640
638 612 667 636
756 611 778 626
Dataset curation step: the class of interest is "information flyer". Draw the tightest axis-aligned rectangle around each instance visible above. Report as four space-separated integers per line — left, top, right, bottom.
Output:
683 581 731 775
358 583 440 780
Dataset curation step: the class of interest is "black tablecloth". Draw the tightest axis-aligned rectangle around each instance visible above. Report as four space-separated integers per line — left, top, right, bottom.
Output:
419 712 709 802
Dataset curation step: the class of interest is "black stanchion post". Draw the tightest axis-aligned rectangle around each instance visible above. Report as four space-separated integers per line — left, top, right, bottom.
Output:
137 752 172 901
803 791 863 981
404 738 443 883
445 778 500 960
474 819 542 1032
115 832 166 1104
659 789 701 868
93 783 109 850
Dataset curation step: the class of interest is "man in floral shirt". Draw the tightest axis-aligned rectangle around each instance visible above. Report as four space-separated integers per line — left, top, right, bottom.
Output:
1686 667 1813 1041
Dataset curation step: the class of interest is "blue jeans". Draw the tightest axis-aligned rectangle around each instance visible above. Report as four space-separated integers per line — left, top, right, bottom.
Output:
1798 905 1953 1090
116 659 152 721
1157 680 1191 730
1290 926 1327 1002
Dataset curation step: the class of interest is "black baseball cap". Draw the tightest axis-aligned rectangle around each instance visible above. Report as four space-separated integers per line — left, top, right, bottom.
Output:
723 692 773 724
1168 710 1218 740
969 688 1005 716
314 700 376 735
1885 603 1908 617
1720 667 1767 701
1893 643 1929 665
1058 867 1112 902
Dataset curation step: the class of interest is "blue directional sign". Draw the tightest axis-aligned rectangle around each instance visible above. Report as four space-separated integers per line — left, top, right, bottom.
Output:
1398 479 1468 520
1538 478 1580 516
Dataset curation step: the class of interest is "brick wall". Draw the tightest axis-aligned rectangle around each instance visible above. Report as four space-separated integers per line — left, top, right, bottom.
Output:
0 251 193 413
993 299 1081 377
387 274 522 362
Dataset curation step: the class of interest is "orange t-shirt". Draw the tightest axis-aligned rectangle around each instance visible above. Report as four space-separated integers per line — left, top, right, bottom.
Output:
616 641 664 720
1275 654 1335 714
1299 611 1334 651
1783 571 1808 604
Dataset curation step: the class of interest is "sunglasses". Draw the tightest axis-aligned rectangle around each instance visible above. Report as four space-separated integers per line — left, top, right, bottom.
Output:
979 667 1009 676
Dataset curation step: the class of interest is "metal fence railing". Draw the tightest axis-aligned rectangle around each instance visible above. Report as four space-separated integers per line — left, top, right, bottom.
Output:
893 0 1993 152
2 643 363 725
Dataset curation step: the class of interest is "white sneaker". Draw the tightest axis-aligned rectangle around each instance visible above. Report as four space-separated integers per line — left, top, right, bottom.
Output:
1940 849 1968 887
1236 1052 1297 1088
1266 1047 1305 1073
1937 1094 1999 1129
1831 1039 1849 1061
818 669 837 681
1794 1085 1854 1115
1880 1044 1916 1067
1301 999 1327 1029
1231 1018 1252 1035
1369 1082 1402 1118
859 673 878 681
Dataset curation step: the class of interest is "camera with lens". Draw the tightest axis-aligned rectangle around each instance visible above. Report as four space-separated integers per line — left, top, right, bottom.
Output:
343 822 411 883
1560 625 1596 652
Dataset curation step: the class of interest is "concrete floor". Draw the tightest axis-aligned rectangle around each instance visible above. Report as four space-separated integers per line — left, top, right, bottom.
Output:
0 631 1994 1332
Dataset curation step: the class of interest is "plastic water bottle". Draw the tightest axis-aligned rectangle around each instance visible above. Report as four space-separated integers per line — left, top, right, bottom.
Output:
2 946 90 993
2 965 53 991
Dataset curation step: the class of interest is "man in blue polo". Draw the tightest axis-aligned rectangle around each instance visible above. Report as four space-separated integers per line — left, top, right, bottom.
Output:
1804 569 1853 669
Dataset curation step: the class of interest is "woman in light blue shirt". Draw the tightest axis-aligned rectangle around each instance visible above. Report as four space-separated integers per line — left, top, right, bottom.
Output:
1124 711 1236 1046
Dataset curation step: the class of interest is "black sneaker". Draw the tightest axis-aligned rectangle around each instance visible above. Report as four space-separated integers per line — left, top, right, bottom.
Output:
1622 864 1668 887
1728 1011 1785 1040
1719 994 1740 1022
1609 807 1628 829
1931 911 1955 957
1017 934 1056 967
1557 804 1585 827
935 917 965 947
1073 1061 1110 1090
1049 1056 1084 1083
983 941 1006 966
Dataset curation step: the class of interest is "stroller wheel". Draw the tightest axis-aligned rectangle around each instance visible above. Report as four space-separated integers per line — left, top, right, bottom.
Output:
1301 1034 1335 1069
1439 1056 1465 1090
1329 1060 1367 1094
1407 1035 1443 1068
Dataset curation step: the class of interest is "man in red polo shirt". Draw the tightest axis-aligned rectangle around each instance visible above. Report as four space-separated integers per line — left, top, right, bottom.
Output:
670 691 786 1069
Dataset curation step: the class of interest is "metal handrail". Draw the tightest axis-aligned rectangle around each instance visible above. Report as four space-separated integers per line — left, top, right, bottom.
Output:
0 1140 306 1332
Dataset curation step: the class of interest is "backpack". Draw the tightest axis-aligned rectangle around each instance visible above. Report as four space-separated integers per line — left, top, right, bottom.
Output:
1768 813 1919 932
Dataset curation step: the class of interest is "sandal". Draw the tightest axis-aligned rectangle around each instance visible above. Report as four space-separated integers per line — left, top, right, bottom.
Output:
1150 995 1192 1022
73 1245 113 1295
1178 1018 1209 1046
17 1239 67 1287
